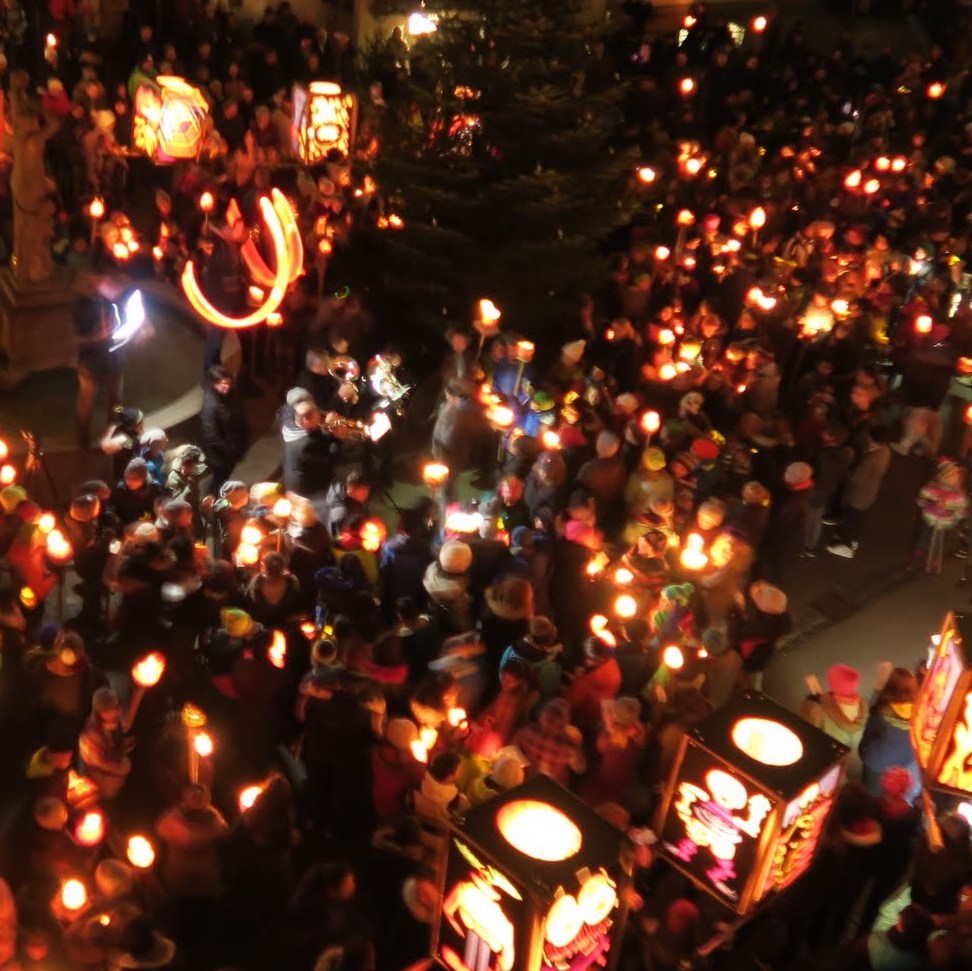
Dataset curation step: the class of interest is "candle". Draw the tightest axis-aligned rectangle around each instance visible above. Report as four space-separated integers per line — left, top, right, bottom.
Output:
127 834 156 869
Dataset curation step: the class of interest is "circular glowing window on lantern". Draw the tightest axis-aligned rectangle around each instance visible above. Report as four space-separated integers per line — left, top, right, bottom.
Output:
496 800 583 862
731 717 803 767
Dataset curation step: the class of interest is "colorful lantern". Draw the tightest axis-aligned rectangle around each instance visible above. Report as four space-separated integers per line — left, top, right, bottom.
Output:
294 81 357 166
911 613 972 830
132 75 209 163
434 776 631 971
655 692 848 914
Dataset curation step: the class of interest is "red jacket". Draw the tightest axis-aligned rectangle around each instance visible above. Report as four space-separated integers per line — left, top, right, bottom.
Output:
564 658 621 736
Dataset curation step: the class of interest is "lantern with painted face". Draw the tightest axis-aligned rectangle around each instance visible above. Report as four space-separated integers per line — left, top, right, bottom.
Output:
295 81 357 165
434 776 630 971
133 75 209 163
656 692 847 914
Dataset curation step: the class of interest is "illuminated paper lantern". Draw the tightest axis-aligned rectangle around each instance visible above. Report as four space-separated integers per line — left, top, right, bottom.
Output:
434 776 631 971
133 75 209 163
911 613 972 825
655 692 848 915
294 81 357 166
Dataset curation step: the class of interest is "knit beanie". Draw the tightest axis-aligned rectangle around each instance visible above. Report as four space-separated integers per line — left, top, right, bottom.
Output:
220 607 255 638
439 540 472 575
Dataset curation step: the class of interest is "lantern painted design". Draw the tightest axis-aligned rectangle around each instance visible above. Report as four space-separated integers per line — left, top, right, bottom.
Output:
133 75 209 163
434 776 630 971
912 613 972 802
656 692 847 914
294 82 356 165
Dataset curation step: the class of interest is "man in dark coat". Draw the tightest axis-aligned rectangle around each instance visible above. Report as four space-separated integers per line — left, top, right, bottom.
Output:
378 505 434 620
762 461 814 586
281 395 334 500
200 366 249 496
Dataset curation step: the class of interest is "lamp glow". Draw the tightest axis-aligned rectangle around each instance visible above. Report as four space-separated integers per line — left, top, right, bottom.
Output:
193 731 214 757
268 631 287 670
239 784 265 812
496 800 583 861
60 879 88 912
731 717 803 766
131 652 166 688
126 834 155 868
422 462 450 488
614 594 638 619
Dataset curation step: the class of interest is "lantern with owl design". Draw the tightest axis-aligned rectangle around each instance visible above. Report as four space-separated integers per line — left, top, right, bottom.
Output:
132 75 209 163
294 81 357 166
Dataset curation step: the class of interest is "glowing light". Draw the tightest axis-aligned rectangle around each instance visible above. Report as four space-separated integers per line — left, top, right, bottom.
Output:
637 166 657 184
74 811 105 847
679 77 696 96
891 157 907 173
875 156 890 172
487 404 516 428
915 314 933 334
476 298 502 326
268 630 287 669
614 567 634 584
495 800 583 861
181 703 207 730
844 169 862 190
444 509 484 534
419 726 438 751
677 209 695 226
19 587 36 609
199 191 215 213
831 298 849 316
193 731 214 757
126 835 155 868
659 363 678 381
407 11 438 34
658 328 676 345
684 157 703 176
238 785 265 812
236 543 260 567
663 645 685 670
46 33 58 48
640 410 661 434
422 462 450 488
513 340 535 363
614 594 638 619
359 518 387 553
927 81 945 99
751 15 768 31
731 717 804 766
240 189 304 288
60 879 88 912
585 552 610 577
748 207 766 230
301 621 317 639
447 707 467 728
863 178 881 195
45 529 72 563
88 198 105 220
680 532 708 570
241 524 263 546
679 339 702 361
181 195 291 330
654 245 671 261
410 739 429 763
577 872 618 925
110 290 147 350
540 429 561 449
683 14 697 27
131 652 166 688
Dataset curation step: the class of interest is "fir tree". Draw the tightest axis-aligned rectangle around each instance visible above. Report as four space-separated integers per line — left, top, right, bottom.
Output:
367 0 640 340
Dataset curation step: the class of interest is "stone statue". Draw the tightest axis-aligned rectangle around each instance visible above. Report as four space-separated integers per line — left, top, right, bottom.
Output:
9 70 59 286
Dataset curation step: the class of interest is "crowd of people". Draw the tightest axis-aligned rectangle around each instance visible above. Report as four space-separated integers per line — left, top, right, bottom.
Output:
1 0 972 970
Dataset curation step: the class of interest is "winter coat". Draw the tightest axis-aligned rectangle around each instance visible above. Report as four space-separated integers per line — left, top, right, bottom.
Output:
499 637 562 700
801 692 867 748
371 743 425 824
325 481 367 539
412 772 463 821
155 804 229 898
379 534 433 618
918 479 967 529
730 596 793 674
200 388 248 471
843 443 891 511
564 658 622 737
283 424 333 498
110 478 160 526
431 396 488 471
859 708 919 799
422 563 472 634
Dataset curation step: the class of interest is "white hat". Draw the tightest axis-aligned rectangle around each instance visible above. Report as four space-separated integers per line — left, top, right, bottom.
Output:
439 540 472 574
562 340 586 364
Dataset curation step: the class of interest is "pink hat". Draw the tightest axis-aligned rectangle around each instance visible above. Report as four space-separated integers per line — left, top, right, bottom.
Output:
564 519 601 549
881 766 912 799
827 663 860 699
666 899 700 936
